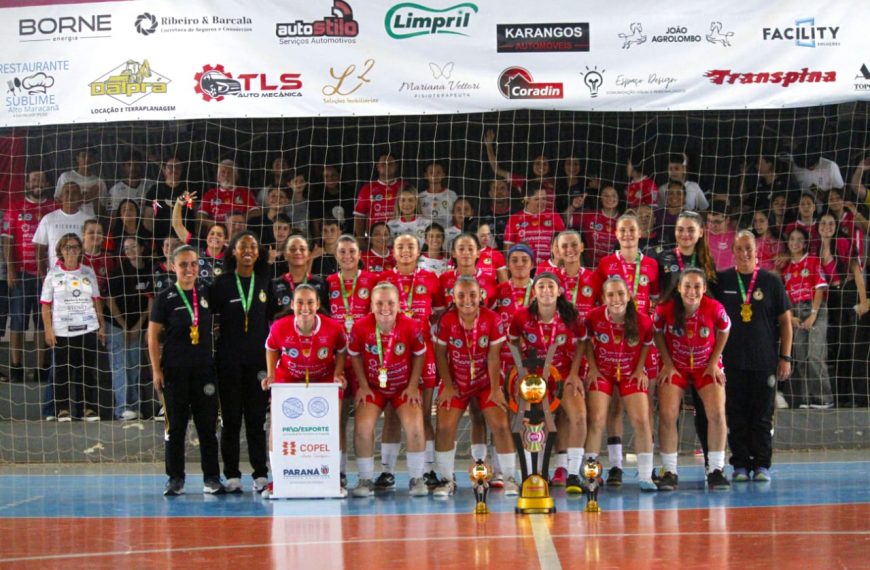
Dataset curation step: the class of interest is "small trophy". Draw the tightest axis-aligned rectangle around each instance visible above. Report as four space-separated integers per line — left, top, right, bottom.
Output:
469 459 493 515
581 458 603 513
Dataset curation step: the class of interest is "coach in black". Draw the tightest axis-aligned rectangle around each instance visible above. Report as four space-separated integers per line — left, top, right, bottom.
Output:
209 231 273 494
712 230 793 483
148 245 224 496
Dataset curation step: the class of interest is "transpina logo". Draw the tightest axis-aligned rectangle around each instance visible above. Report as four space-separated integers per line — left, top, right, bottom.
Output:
89 59 170 105
134 13 158 36
385 2 478 39
277 0 359 43
194 64 302 102
498 67 563 100
704 68 836 87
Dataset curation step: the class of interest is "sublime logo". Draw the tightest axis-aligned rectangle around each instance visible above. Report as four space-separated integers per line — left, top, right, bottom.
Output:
89 59 170 105
19 14 111 42
385 2 478 39
761 18 840 48
277 0 359 40
498 67 563 100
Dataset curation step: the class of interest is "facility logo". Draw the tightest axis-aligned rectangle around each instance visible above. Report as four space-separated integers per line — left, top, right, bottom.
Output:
496 23 589 53
132 12 252 36
705 68 837 87
762 18 839 48
856 64 870 91
134 13 158 36
277 0 359 45
322 59 378 103
398 61 480 100
4 60 69 120
89 59 170 106
580 66 604 98
385 2 478 39
498 67 563 100
194 64 302 102
18 14 111 42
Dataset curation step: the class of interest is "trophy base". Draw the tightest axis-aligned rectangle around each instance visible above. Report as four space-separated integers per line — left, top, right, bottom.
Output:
474 502 490 515
515 475 556 514
585 499 601 513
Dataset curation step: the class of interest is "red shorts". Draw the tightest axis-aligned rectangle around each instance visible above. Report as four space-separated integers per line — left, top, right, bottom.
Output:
365 389 410 410
421 341 438 389
445 384 498 411
644 347 660 379
587 371 647 398
668 368 718 391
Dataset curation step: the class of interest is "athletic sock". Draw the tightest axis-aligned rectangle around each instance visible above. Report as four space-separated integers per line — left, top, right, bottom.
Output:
708 451 725 473
357 456 375 481
435 447 456 481
498 453 516 480
340 452 347 474
567 447 585 475
470 443 487 461
661 452 678 475
637 453 654 482
424 440 435 470
607 437 623 470
491 446 502 473
381 442 400 473
406 451 425 479
555 452 568 470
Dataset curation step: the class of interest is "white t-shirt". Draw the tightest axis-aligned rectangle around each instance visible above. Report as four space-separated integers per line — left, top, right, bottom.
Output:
444 225 463 253
387 216 431 247
657 180 710 211
418 189 457 229
55 170 107 206
31 208 92 269
792 158 844 191
40 262 101 337
417 255 449 276
105 179 154 213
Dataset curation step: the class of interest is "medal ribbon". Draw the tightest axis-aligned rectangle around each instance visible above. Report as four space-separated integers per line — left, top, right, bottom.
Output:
293 316 317 386
461 314 481 377
398 269 417 314
339 270 360 316
736 265 759 306
175 282 199 327
608 311 626 382
234 272 256 332
375 325 398 372
618 250 643 297
674 248 697 272
570 267 586 304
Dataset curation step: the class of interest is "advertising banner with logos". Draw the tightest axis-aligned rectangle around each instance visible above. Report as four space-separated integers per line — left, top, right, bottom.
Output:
270 383 342 499
0 0 868 127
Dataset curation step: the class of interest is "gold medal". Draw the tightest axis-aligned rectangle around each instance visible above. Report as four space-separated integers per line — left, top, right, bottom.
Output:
378 367 388 388
616 366 621 383
244 314 249 333
740 303 753 323
470 363 475 378
345 315 354 333
404 310 414 318
189 325 200 345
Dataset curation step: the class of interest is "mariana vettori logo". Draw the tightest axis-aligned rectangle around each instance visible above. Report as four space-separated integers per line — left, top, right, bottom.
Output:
385 2 478 39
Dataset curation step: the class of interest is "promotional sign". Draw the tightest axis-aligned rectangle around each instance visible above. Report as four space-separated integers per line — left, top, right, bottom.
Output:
270 383 342 499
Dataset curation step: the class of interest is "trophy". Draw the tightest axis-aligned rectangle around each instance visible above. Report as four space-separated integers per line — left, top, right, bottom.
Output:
469 459 493 515
508 344 561 515
581 458 603 513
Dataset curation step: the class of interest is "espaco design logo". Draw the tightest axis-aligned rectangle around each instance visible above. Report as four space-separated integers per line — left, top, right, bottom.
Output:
385 2 478 39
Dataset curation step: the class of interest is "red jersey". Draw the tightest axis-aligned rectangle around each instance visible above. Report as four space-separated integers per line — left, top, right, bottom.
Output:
434 307 505 394
585 305 654 381
570 211 619 268
503 210 565 262
266 314 347 383
819 238 855 287
756 235 783 272
200 186 258 223
325 270 380 330
439 269 498 309
782 254 827 304
494 280 534 367
508 307 585 379
347 313 427 395
1 197 57 275
654 296 730 372
382 268 445 322
477 247 506 280
82 250 116 295
626 177 658 208
535 259 560 276
508 173 556 210
556 266 599 318
353 179 408 226
595 251 660 315
782 220 820 255
359 250 395 274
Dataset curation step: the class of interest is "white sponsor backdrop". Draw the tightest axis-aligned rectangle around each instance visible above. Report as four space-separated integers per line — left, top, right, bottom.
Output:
1 0 868 127
270 383 342 499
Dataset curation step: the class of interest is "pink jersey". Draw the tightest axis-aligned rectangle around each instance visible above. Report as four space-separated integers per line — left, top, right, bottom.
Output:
585 305 654 381
477 247 506 280
200 186 258 222
508 307 585 379
706 228 737 271
325 270 380 327
440 269 498 309
756 235 784 272
1 197 57 275
555 266 599 318
267 314 347 383
654 296 730 372
782 254 827 304
570 211 619 268
503 210 565 262
818 238 854 287
595 251 660 316
360 249 395 274
626 177 658 208
434 307 505 394
347 313 427 395
382 268 444 322
353 179 408 225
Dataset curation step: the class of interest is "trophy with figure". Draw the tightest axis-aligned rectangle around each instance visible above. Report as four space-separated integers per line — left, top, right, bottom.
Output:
581 457 604 513
469 459 493 514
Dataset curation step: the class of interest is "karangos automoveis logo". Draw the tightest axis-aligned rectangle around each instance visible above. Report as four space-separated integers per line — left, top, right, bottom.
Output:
385 2 478 39
498 67 563 99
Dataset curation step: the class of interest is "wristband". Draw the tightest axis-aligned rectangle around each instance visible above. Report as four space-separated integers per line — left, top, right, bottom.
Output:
779 354 794 363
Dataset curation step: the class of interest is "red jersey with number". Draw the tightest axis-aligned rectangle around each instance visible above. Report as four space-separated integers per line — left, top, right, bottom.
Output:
626 177 658 208
439 269 498 309
503 210 565 263
555 266 599 318
382 268 445 323
585 305 654 381
508 307 585 379
595 251 659 315
782 254 827 304
200 186 258 223
353 179 408 225
347 313 427 395
434 307 505 394
1 197 57 275
359 250 395 275
266 314 347 384
325 270 380 325
477 247 506 280
494 280 534 367
570 211 619 268
654 296 730 372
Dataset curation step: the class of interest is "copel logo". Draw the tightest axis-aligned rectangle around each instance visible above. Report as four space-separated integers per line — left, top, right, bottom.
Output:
283 441 331 456
19 14 111 42
282 441 297 456
385 2 478 39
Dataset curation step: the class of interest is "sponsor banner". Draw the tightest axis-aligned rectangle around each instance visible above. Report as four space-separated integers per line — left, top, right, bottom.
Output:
0 0 868 127
271 383 342 499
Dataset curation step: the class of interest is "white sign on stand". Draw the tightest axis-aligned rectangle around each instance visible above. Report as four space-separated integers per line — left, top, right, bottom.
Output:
270 383 342 499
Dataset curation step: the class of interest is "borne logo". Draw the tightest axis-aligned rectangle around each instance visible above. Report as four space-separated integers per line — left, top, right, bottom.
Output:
277 0 359 43
194 64 302 102
497 23 589 53
18 14 111 42
89 59 170 105
498 67 563 100
704 68 837 88
761 18 839 48
385 2 478 39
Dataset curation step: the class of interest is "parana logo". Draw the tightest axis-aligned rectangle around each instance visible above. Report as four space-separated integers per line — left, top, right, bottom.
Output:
385 2 478 39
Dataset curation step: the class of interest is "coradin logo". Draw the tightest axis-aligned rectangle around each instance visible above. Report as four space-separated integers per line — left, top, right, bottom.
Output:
385 2 478 39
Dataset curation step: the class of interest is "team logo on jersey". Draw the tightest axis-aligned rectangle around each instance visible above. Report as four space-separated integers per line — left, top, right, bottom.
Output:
199 259 206 265
282 295 290 305
373 194 384 202
71 280 80 287
597 333 609 343
82 278 91 285
700 326 711 338
784 273 792 282
543 219 552 227
203 383 216 396
415 285 426 294
451 338 463 348
259 290 267 302
627 337 639 347
478 336 489 347
639 275 649 286
753 289 764 301
582 286 593 297
594 223 603 231
501 297 511 307
669 264 679 272
200 298 209 308
330 289 340 299
800 268 810 277
359 287 370 299
555 333 567 345
483 257 492 265
527 333 537 343
213 267 223 276
72 289 81 297
395 342 406 355
318 347 329 359
288 348 300 358
481 290 488 299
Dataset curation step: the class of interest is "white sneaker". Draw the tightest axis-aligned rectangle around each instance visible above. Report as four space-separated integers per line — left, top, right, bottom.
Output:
153 407 165 421
490 473 505 488
121 410 139 420
503 476 520 496
225 477 243 494
253 477 269 493
409 477 429 497
353 479 374 498
775 392 789 409
433 479 456 497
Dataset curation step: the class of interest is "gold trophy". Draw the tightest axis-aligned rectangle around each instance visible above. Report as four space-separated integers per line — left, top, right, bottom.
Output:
581 457 603 513
469 459 493 515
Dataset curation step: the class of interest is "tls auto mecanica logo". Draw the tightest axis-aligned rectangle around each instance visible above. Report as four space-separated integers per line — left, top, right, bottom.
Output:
385 2 478 39
193 64 302 102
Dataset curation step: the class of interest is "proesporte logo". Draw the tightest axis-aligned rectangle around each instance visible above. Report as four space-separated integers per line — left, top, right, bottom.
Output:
498 67 563 100
704 68 837 88
762 18 839 48
89 59 170 105
3 60 69 120
18 14 111 43
497 23 589 53
618 21 733 49
385 2 478 39
194 64 302 102
277 0 359 44
133 12 253 36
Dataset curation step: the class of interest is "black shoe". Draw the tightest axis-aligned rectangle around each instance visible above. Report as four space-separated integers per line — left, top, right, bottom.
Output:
203 478 227 494
340 472 348 489
651 468 661 483
566 474 583 494
707 469 731 490
656 471 679 492
164 478 185 496
606 466 623 487
423 470 440 488
8 367 24 383
374 472 396 490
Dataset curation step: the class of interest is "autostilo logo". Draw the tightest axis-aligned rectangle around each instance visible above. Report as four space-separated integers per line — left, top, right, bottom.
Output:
135 13 158 36
385 2 478 39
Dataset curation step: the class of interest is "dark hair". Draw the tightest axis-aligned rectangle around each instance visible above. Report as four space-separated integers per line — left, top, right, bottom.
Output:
668 152 689 167
421 222 445 254
628 150 648 175
171 244 198 262
450 232 480 254
751 210 776 238
666 179 686 193
787 226 811 253
676 211 717 283
602 276 639 345
222 230 269 275
54 232 83 260
322 217 341 228
528 274 579 325
273 213 292 226
670 268 708 331
207 222 229 239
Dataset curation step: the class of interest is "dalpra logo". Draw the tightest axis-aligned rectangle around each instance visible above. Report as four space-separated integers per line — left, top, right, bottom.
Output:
498 67 563 100
89 59 170 106
385 2 478 39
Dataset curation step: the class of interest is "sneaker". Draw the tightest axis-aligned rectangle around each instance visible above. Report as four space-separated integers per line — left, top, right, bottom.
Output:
340 472 348 489
732 468 750 482
353 479 375 498
651 468 661 483
423 470 440 488
225 477 243 494
638 480 658 492
409 477 429 497
163 478 185 496
433 478 456 497
203 479 226 494
566 474 583 494
57 410 71 423
775 391 789 409
707 469 731 490
253 477 269 493
9 367 24 384
490 473 505 488
753 467 771 482
809 402 834 409
503 476 520 496
374 472 396 490
44 414 57 422
120 410 139 421
606 466 624 487
83 409 100 422
550 466 568 487
798 404 811 409
261 482 274 499
655 471 679 492
153 407 165 421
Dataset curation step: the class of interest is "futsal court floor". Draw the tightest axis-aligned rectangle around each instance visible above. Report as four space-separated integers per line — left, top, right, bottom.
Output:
0 450 868 569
